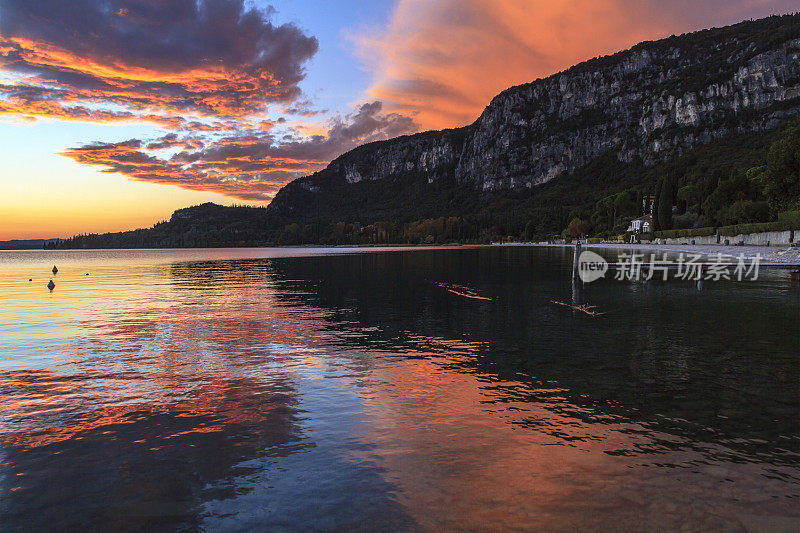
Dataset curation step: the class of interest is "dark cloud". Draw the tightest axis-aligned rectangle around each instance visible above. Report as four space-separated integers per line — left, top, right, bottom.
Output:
145 133 206 151
0 0 319 119
326 102 416 146
0 1 419 201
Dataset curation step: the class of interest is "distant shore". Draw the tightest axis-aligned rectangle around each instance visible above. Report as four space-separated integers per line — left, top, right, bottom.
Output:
4 241 800 266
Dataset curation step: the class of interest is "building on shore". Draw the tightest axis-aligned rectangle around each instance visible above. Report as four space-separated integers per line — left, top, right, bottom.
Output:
627 214 653 242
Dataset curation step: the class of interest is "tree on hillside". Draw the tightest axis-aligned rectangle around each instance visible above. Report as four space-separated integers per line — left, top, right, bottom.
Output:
702 169 766 225
614 189 640 220
654 175 676 230
761 117 800 211
595 196 615 230
567 218 591 238
524 220 536 241
677 184 702 213
594 188 639 233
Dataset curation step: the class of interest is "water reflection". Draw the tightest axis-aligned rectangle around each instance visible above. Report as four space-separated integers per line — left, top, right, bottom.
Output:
1 374 303 531
0 247 798 530
277 251 799 459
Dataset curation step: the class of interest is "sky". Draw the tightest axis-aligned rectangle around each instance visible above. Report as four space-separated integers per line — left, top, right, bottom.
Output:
0 0 797 239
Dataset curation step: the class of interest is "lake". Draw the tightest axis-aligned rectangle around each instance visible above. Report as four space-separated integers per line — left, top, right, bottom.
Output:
0 246 798 531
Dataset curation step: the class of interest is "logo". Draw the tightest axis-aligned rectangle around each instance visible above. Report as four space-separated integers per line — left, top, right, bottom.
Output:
578 250 608 283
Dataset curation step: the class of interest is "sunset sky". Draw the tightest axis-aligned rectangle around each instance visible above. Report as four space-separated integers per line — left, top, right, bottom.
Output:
1 0 797 239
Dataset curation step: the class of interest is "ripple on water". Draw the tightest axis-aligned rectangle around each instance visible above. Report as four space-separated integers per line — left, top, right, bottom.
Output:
0 247 798 530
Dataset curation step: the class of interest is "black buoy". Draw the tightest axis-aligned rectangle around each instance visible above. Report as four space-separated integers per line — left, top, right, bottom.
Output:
85 273 89 276
28 278 32 282
52 265 58 274
47 279 55 290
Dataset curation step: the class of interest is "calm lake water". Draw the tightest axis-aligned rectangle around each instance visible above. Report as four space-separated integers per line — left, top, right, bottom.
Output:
0 246 798 531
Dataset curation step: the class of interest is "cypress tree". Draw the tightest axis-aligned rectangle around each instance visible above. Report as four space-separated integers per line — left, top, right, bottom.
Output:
657 176 675 230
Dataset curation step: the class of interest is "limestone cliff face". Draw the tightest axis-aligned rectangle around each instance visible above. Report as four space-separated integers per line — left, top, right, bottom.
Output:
326 128 465 186
270 15 800 213
460 36 800 191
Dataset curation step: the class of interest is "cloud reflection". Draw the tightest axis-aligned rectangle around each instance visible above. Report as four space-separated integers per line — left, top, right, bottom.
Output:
1 250 798 529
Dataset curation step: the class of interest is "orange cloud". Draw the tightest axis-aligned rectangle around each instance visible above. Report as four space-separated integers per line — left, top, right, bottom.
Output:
59 139 320 202
0 1 320 123
359 0 800 130
0 1 419 202
59 102 416 201
0 35 301 125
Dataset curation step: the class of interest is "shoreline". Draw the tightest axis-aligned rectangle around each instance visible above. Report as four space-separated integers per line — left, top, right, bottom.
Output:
522 242 800 265
4 241 800 266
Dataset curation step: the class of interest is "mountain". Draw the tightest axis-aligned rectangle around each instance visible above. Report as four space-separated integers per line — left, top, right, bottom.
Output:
0 239 61 250
51 14 800 249
268 14 800 219
47 204 271 249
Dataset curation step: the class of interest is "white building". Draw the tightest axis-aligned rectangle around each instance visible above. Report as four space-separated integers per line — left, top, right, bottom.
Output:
627 214 653 234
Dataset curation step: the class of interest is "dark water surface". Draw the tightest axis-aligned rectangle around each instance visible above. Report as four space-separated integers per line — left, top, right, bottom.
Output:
0 246 798 531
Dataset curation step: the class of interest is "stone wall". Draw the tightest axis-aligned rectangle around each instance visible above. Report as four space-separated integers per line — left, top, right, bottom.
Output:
655 230 797 246
734 230 794 245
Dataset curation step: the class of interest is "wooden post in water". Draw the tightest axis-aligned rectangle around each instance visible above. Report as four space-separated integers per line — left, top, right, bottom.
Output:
572 241 583 309
572 241 582 282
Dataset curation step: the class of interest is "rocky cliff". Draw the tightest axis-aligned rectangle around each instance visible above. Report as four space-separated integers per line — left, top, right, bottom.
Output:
270 14 800 216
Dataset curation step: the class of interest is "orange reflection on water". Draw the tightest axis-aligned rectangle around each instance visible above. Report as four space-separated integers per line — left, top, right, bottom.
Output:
1 250 798 531
351 333 800 531
0 372 298 451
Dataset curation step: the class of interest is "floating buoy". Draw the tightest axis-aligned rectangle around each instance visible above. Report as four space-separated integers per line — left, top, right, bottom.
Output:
47 280 55 290
52 265 58 274
29 278 32 282
85 273 89 276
